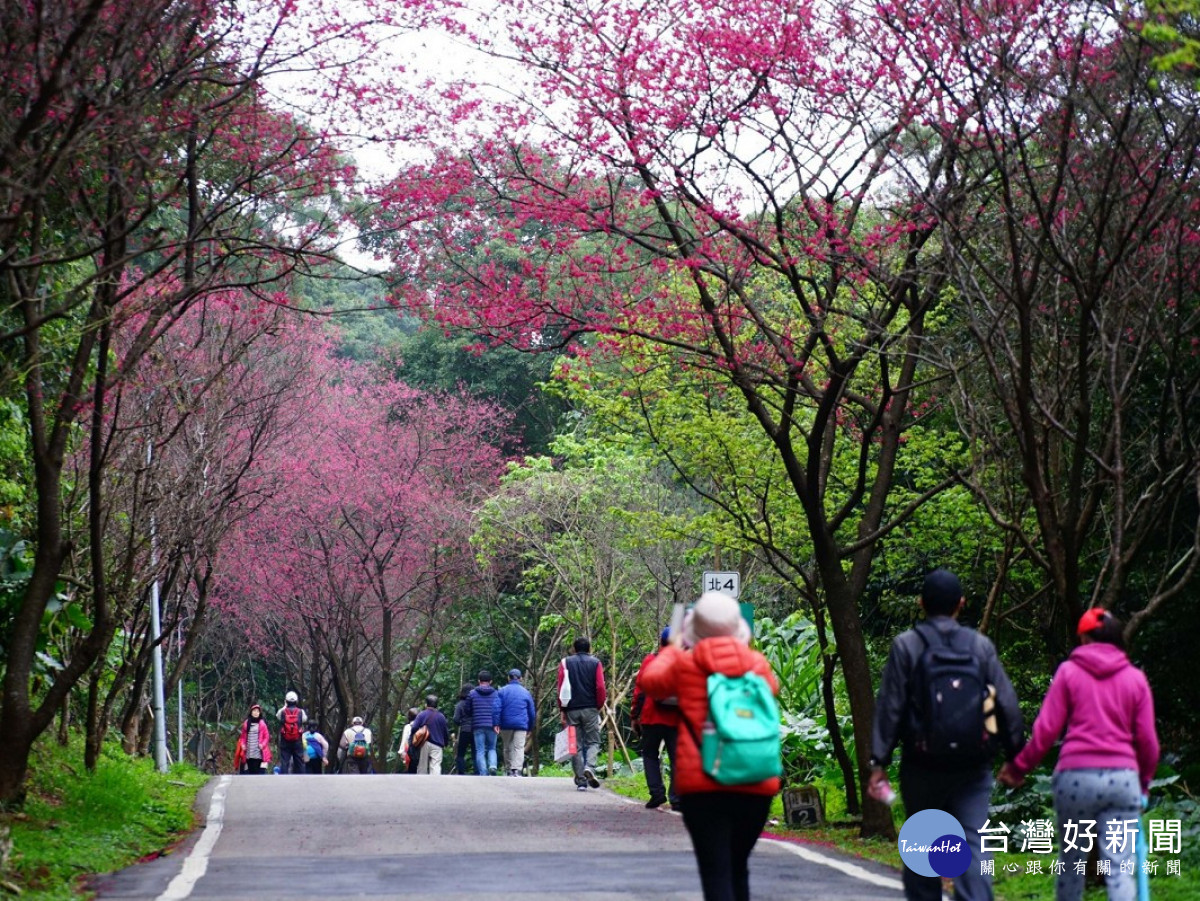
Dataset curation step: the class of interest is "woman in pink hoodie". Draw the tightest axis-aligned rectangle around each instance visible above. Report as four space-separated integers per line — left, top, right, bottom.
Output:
1000 608 1159 901
234 703 272 775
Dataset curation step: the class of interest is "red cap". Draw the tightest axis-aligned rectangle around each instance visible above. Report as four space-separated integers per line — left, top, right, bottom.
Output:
1077 607 1108 635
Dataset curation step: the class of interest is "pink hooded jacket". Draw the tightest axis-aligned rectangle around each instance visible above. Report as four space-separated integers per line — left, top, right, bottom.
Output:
237 718 272 765
1011 642 1159 792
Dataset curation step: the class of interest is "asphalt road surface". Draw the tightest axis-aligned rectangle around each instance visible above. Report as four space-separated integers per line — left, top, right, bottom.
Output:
91 774 905 900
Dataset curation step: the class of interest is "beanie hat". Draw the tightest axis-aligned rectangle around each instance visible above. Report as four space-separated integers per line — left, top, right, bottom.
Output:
684 591 750 647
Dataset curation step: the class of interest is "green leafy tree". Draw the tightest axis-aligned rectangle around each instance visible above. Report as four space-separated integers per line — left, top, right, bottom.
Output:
474 442 702 770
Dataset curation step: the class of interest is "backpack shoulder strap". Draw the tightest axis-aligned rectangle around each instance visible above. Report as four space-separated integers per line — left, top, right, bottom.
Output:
913 622 934 650
914 620 965 652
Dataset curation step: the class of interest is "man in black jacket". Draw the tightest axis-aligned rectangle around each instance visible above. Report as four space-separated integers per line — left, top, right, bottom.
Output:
557 637 607 791
868 569 1024 901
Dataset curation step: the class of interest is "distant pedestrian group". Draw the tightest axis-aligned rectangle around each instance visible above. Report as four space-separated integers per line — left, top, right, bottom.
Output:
233 692 360 776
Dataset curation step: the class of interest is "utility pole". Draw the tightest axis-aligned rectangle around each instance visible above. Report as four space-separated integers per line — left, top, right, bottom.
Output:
147 435 168 773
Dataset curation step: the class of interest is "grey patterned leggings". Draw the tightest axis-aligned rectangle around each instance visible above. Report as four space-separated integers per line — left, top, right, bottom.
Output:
1052 768 1141 901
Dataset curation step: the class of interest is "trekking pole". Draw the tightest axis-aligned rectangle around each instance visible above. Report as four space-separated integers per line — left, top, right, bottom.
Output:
1136 796 1150 901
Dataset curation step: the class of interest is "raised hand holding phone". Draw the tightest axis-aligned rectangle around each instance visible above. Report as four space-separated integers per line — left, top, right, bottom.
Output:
668 603 685 647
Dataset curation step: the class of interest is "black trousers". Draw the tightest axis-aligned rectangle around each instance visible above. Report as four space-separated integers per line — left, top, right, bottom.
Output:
899 760 995 901
641 723 677 801
279 739 306 774
678 792 772 901
455 730 473 774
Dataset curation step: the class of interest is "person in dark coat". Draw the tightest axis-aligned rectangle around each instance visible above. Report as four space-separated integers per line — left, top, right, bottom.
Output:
868 569 1024 901
632 627 680 807
557 637 607 790
410 695 452 775
452 683 475 774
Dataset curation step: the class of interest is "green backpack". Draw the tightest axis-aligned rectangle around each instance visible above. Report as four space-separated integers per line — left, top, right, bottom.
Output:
695 671 783 785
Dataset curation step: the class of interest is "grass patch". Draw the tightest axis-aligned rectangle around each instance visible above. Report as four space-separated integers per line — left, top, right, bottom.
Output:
1 734 206 900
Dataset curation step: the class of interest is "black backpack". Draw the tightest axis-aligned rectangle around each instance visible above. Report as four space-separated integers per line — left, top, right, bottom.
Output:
907 623 990 764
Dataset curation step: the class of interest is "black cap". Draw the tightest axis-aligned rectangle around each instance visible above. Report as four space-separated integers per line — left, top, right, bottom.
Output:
922 569 963 615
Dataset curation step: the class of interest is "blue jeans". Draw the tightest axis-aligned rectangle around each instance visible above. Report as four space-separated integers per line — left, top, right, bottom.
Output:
473 728 498 774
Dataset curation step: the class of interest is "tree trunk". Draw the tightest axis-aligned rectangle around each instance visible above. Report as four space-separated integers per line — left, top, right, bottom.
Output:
811 606 857 814
85 667 103 771
57 695 70 746
821 570 896 838
380 607 393 773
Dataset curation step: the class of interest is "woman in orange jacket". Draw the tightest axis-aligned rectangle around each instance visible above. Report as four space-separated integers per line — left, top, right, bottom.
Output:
640 591 781 901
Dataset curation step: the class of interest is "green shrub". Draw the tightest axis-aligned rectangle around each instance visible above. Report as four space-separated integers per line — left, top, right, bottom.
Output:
3 734 205 900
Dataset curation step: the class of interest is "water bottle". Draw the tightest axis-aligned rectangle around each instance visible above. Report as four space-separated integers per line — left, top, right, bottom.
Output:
870 777 897 807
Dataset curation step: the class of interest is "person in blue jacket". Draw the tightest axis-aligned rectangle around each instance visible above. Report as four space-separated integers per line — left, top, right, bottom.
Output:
468 670 503 775
498 668 537 776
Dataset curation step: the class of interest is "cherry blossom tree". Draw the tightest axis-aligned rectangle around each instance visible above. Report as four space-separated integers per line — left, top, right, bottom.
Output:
371 0 982 833
0 0 432 804
216 362 509 763
366 0 1200 832
71 296 330 766
893 1 1200 654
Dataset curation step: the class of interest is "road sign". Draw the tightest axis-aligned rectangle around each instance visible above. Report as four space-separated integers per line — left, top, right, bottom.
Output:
702 570 740 598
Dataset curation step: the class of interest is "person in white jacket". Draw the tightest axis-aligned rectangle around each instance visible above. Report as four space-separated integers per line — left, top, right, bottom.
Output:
338 716 373 774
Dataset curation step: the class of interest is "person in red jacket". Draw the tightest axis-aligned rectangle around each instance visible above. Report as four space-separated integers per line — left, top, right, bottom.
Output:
632 626 681 808
641 592 781 901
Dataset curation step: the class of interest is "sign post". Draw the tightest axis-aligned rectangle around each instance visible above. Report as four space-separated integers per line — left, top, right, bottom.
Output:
701 571 740 598
701 571 754 635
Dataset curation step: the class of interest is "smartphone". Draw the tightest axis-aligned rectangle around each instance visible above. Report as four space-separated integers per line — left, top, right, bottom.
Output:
668 602 685 643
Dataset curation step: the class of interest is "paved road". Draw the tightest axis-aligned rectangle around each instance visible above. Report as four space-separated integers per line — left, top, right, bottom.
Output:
91 775 905 900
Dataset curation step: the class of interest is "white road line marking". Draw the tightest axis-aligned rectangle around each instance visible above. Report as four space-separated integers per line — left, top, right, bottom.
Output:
763 837 905 892
619 788 903 892
155 775 231 901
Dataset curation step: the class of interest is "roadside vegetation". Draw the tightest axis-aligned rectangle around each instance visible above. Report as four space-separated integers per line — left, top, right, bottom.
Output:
0 737 204 900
